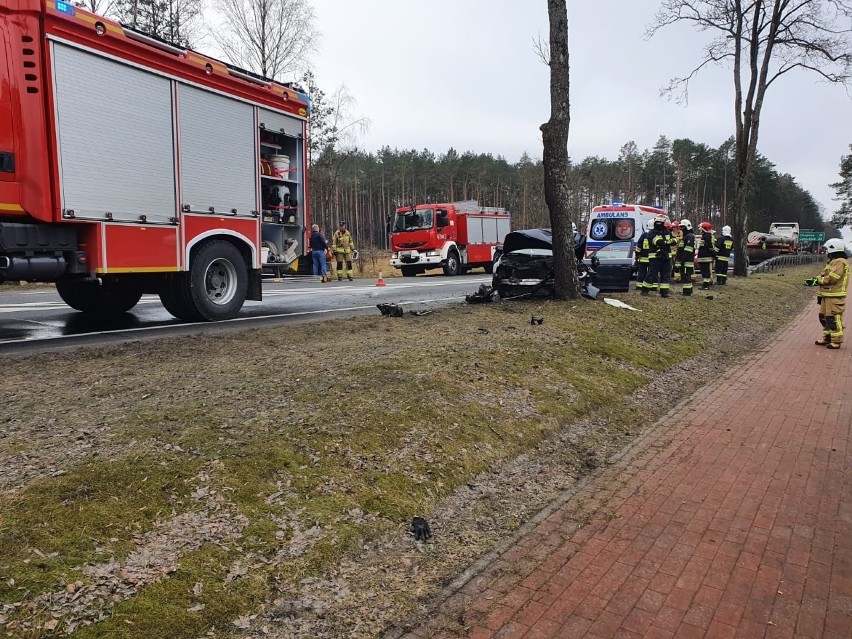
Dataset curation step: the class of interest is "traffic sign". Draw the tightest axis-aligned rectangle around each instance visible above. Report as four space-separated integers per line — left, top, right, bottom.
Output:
798 231 825 243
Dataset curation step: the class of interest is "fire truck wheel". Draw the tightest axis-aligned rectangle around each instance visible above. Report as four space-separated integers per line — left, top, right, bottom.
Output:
158 275 196 321
484 263 494 275
400 266 419 277
443 251 461 276
56 278 143 315
188 240 248 321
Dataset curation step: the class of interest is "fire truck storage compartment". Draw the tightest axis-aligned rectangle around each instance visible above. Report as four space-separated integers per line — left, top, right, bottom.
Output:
259 108 305 261
178 85 256 216
464 215 511 244
51 42 176 224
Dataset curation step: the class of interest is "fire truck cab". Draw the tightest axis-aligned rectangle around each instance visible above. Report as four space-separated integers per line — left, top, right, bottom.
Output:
0 0 309 321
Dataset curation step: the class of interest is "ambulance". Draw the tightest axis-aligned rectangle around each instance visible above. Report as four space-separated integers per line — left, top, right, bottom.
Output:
585 204 669 256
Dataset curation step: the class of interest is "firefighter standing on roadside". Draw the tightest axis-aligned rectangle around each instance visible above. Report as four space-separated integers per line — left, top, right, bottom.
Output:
332 221 357 281
715 225 734 285
676 219 696 296
670 221 682 282
641 215 674 297
697 221 717 290
807 238 849 349
634 218 653 294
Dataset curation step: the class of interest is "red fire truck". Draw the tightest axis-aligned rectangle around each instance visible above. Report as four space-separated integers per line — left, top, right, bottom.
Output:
0 0 309 320
390 201 510 276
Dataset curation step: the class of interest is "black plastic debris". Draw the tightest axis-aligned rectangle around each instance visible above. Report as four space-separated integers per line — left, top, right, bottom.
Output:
465 284 497 304
409 309 434 317
409 517 431 541
530 315 544 325
377 303 404 317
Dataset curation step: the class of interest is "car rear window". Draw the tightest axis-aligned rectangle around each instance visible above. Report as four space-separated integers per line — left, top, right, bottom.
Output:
589 218 635 242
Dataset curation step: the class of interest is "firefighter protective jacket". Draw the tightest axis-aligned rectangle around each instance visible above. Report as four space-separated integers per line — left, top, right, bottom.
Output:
697 231 717 262
677 231 696 264
816 256 850 298
717 234 734 261
635 231 650 264
644 230 674 260
332 230 355 254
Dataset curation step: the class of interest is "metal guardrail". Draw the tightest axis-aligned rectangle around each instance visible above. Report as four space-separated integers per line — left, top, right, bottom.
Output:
748 253 825 274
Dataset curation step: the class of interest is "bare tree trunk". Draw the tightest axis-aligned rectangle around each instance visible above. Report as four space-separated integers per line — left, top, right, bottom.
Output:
542 0 579 300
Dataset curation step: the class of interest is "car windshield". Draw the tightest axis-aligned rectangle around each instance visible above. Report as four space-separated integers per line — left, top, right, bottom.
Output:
393 209 434 232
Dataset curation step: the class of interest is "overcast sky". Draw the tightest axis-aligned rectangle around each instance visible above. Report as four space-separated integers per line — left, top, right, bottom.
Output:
308 0 852 235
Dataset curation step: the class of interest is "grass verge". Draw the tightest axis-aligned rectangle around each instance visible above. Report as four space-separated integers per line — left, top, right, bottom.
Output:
0 266 817 637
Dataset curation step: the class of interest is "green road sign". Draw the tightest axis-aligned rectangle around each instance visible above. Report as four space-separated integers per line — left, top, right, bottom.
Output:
798 231 825 243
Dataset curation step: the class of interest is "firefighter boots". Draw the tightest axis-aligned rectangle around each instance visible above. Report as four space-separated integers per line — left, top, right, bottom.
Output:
827 343 841 349
816 337 830 346
702 281 711 290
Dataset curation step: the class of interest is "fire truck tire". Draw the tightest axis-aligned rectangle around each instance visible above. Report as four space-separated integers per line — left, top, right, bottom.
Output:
443 250 461 276
158 275 197 321
400 266 419 277
56 278 143 315
484 263 494 275
187 240 248 321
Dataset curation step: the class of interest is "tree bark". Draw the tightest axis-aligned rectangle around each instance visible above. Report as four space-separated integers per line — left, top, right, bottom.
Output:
541 0 579 300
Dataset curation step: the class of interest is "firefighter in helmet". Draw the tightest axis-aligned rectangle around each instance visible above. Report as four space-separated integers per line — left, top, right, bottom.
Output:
696 221 717 290
670 221 682 281
715 225 734 285
676 219 696 296
641 215 674 297
806 238 849 349
634 218 653 293
332 220 357 281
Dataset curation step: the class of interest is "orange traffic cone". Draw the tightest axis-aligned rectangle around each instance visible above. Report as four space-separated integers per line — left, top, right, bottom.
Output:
376 271 386 287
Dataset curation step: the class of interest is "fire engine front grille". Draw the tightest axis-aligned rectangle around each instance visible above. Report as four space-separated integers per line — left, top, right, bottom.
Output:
398 242 426 249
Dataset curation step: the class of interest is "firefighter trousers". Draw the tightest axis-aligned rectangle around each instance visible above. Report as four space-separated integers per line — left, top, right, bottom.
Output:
698 260 713 285
819 297 845 344
715 258 729 284
644 259 671 295
335 252 354 280
679 262 694 295
636 262 648 291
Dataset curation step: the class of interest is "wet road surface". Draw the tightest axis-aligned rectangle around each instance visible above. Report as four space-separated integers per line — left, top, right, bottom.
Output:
0 274 491 351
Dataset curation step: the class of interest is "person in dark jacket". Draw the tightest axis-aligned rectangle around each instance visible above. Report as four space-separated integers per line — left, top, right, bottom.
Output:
715 225 734 285
697 221 718 290
677 219 696 296
309 224 330 283
634 218 653 294
641 216 674 297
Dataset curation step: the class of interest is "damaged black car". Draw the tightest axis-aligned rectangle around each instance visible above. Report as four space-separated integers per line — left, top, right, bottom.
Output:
491 229 634 299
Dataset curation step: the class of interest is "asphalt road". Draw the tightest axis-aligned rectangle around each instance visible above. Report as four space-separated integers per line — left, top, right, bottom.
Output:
0 273 492 352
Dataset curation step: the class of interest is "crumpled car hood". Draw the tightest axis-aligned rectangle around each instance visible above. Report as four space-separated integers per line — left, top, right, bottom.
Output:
502 229 553 253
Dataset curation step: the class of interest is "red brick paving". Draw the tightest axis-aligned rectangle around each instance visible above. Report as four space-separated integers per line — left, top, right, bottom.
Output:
401 309 851 638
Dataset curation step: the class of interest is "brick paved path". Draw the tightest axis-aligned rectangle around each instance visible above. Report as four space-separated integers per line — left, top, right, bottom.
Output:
403 309 852 639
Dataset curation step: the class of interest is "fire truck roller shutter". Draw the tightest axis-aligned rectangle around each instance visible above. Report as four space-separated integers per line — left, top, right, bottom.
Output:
259 109 303 138
51 43 176 223
178 85 256 217
467 217 484 244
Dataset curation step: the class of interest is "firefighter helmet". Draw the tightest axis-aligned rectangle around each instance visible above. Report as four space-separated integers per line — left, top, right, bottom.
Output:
823 238 846 254
680 219 693 231
699 221 713 232
722 225 731 236
644 218 654 232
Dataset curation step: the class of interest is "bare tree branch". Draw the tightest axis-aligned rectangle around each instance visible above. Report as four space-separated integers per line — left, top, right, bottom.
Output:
648 0 852 276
